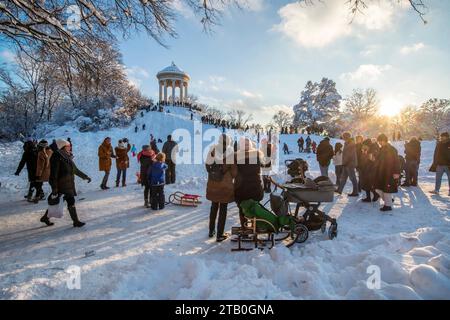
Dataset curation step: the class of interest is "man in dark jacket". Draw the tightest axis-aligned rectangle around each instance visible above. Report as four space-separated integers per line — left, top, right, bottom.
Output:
403 137 421 187
162 135 178 184
336 132 359 196
297 137 304 153
430 132 450 195
316 137 334 177
40 139 91 227
374 134 400 211
15 138 38 202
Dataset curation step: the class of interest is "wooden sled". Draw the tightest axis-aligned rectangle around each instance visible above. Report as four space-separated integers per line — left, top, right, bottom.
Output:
168 192 202 207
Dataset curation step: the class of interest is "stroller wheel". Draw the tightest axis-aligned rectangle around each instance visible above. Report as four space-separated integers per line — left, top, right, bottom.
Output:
293 224 308 244
328 224 338 240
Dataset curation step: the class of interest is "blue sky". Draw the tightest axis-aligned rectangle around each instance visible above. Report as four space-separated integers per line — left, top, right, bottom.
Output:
1 0 449 124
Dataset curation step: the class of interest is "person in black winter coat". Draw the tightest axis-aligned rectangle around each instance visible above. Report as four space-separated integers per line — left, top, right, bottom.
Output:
138 145 155 208
40 139 91 227
429 132 450 195
15 139 38 202
359 139 379 202
374 134 400 212
316 137 334 177
234 138 271 228
162 135 178 184
403 137 421 187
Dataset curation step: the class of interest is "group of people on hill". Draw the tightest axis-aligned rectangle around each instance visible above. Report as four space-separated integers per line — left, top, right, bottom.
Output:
205 135 272 242
296 136 316 154
13 133 179 227
15 138 91 227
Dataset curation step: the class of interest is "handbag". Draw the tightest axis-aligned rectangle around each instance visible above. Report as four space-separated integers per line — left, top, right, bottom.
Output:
47 194 63 218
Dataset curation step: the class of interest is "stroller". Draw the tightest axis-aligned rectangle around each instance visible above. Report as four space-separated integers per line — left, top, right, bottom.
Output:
231 176 337 251
270 176 337 239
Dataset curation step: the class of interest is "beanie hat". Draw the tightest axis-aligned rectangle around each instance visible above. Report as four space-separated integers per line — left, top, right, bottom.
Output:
56 139 70 150
38 140 48 148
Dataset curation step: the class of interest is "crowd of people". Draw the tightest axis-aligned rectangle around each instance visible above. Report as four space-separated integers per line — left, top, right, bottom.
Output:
13 133 179 227
309 131 450 212
11 120 450 235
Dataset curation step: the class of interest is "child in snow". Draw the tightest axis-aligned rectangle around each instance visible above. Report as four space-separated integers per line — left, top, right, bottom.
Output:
148 152 168 210
131 144 137 157
312 141 317 154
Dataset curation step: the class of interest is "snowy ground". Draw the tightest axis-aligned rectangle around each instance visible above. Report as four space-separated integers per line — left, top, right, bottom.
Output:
0 107 449 299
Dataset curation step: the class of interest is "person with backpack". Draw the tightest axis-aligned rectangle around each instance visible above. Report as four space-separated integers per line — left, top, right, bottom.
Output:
40 139 91 227
15 138 38 202
162 135 178 184
429 132 450 195
33 140 53 203
148 152 168 210
316 137 334 177
206 134 237 242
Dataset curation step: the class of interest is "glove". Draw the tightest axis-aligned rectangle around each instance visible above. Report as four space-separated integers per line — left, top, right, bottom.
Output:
86 177 92 183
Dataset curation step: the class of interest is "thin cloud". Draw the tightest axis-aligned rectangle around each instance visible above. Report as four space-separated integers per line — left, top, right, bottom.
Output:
340 64 392 83
400 42 425 55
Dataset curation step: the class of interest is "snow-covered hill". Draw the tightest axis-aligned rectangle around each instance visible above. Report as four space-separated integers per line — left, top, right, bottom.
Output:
0 106 449 299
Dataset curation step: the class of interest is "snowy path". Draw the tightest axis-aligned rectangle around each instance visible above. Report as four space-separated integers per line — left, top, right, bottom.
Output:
1 180 449 299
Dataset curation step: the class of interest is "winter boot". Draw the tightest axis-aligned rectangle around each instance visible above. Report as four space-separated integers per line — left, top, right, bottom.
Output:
362 190 371 202
216 233 229 242
116 181 120 187
40 210 54 226
144 199 150 208
372 192 380 202
208 230 216 238
380 206 392 212
68 206 85 228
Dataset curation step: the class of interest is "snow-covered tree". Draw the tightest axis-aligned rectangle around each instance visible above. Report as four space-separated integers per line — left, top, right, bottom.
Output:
293 78 342 130
417 98 450 138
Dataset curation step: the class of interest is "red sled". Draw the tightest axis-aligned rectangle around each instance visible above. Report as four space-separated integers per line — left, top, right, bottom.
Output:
169 192 202 207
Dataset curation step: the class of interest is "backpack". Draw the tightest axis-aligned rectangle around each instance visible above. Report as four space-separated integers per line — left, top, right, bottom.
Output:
206 163 224 182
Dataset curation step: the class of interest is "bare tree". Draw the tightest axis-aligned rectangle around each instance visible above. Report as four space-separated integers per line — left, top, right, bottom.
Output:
228 109 253 128
0 1 240 65
417 99 450 138
272 110 293 131
344 88 379 120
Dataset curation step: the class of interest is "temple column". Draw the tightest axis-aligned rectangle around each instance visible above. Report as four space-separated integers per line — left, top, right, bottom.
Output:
184 83 188 100
164 80 168 103
180 82 184 105
172 80 175 104
159 81 163 102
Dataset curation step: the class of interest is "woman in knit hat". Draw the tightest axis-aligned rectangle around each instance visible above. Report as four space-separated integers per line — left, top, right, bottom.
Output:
40 139 91 227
